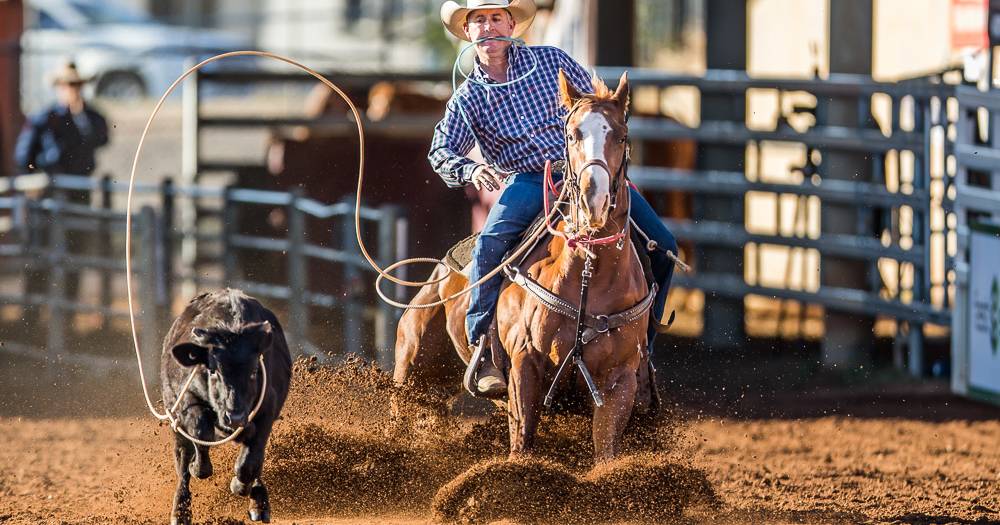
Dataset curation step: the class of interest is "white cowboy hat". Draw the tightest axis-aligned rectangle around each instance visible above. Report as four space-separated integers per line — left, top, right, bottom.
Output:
440 0 537 42
49 62 90 86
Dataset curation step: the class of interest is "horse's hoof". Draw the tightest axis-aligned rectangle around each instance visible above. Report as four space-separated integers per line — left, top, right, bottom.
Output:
188 458 213 479
230 476 250 496
170 513 192 525
249 508 271 523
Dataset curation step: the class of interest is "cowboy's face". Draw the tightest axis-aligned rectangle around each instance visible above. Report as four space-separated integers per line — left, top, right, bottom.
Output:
464 8 515 54
55 81 84 107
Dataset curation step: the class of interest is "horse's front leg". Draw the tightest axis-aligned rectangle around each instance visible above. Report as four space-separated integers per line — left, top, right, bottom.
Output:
592 361 638 463
507 350 545 457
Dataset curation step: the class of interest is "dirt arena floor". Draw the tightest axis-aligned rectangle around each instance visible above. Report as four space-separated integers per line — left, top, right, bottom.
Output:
1 353 998 525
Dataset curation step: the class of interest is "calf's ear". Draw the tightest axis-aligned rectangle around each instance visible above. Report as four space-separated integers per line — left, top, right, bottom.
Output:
172 343 209 367
257 321 273 352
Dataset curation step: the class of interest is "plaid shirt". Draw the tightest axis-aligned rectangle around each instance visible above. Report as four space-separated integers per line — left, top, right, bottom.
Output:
428 45 593 188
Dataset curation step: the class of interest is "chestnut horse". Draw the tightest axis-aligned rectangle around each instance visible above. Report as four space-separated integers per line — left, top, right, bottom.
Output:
394 72 654 462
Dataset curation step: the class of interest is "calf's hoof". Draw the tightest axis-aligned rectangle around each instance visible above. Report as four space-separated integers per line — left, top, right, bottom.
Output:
170 511 192 525
230 476 250 496
249 507 271 523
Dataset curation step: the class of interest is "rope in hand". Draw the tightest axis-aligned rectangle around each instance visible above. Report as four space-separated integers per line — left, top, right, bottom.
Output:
125 48 562 445
373 36 569 309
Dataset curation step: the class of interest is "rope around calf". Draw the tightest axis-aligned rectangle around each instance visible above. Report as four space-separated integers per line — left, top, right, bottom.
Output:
125 50 563 445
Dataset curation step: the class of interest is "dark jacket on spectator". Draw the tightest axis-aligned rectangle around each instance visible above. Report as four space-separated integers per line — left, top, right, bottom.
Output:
14 103 109 175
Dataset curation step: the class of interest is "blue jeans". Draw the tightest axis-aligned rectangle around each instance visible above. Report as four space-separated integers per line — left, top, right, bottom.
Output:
466 172 678 352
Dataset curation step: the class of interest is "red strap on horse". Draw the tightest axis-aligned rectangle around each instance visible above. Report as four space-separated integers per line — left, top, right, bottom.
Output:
566 229 627 249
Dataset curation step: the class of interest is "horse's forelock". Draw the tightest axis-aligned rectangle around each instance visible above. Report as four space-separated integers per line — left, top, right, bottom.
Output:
590 74 613 100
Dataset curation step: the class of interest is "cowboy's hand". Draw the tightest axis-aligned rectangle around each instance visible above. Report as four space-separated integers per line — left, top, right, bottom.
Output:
470 164 504 192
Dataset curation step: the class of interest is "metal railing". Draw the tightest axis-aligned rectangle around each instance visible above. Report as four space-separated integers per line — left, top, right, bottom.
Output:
0 174 407 371
591 66 956 371
950 84 1000 399
184 64 961 373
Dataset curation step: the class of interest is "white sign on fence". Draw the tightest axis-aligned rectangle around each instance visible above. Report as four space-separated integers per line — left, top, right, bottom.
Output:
968 223 1000 397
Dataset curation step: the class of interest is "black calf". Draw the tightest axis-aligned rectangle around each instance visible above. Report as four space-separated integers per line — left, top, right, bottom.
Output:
160 289 292 525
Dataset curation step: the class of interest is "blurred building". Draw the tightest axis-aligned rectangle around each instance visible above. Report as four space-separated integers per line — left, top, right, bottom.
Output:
0 0 23 176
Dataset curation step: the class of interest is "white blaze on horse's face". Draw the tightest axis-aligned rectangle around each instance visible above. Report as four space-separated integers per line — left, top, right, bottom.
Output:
577 110 612 231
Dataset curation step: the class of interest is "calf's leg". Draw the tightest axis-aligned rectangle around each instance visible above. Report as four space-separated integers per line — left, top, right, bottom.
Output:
187 406 214 479
170 432 195 525
231 420 275 522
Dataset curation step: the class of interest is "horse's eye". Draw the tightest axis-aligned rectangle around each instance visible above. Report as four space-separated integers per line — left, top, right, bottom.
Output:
566 135 576 144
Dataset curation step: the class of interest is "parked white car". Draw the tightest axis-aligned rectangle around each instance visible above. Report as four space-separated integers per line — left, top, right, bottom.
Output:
21 0 253 113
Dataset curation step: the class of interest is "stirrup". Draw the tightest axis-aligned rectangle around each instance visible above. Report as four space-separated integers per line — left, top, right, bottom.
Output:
653 310 676 334
463 337 505 398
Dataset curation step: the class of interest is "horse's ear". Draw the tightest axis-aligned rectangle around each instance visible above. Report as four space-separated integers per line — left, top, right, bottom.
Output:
558 69 581 110
612 71 630 111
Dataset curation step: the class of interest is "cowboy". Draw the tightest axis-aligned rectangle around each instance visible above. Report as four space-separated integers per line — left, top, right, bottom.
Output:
429 0 678 398
15 62 109 179
14 62 110 329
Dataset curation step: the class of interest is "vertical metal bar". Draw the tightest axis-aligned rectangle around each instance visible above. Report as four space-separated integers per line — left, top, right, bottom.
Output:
951 94 971 394
47 188 67 361
160 178 175 319
891 95 907 376
180 59 200 300
870 152 885 296
288 188 309 356
99 174 113 331
376 204 401 368
341 196 363 359
138 206 161 384
908 100 930 377
221 186 239 286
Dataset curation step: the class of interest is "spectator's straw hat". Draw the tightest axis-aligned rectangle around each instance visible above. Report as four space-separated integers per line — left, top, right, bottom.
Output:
440 0 537 41
49 62 89 86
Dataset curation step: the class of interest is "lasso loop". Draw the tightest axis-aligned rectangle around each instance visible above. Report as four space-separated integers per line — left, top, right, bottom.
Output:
127 50 565 444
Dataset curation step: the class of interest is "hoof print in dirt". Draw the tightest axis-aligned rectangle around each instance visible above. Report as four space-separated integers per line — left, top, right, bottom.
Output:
581 453 720 522
432 457 577 523
432 453 718 524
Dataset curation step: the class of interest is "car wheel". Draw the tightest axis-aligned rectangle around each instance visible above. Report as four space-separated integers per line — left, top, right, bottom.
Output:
96 72 147 101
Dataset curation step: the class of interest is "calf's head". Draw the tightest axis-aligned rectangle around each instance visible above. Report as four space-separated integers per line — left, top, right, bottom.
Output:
171 321 273 430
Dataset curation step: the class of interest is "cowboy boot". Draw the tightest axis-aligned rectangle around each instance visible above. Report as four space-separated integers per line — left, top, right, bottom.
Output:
464 336 507 399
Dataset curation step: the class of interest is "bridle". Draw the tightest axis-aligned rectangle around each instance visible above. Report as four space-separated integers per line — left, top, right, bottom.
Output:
549 99 631 250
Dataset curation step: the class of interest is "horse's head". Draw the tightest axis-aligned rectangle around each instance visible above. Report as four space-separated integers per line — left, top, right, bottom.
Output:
558 69 630 233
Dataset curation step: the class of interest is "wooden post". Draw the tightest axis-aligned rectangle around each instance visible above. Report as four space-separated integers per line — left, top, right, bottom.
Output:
375 204 402 368
341 196 363 359
287 188 309 355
